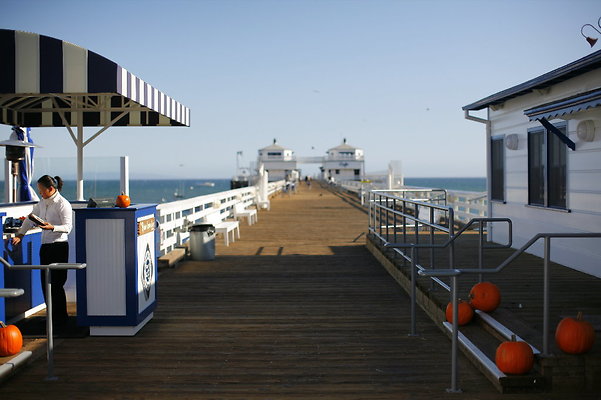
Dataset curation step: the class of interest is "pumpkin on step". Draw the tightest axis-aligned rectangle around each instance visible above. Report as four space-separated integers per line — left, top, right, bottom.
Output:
445 300 474 326
555 312 595 354
469 281 501 312
0 321 23 356
116 192 131 208
495 334 534 375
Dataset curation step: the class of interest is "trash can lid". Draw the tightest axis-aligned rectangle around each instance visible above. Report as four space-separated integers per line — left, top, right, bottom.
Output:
189 224 215 232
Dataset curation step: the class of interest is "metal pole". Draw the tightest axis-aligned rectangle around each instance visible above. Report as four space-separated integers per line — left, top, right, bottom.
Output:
76 120 84 201
11 161 18 202
368 191 372 231
543 236 550 356
430 207 435 291
393 198 397 245
409 247 417 336
448 275 461 393
120 156 130 196
45 268 57 381
478 221 484 283
449 208 455 269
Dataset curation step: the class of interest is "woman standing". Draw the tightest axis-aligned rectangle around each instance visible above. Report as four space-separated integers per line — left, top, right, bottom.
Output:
12 175 72 329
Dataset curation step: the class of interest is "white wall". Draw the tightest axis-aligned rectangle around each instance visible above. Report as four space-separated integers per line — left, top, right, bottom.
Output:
488 69 601 277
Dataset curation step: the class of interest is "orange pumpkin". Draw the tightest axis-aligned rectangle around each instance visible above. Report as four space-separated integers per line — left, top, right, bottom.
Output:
445 300 474 326
469 281 501 312
495 334 534 375
116 192 131 208
0 321 23 356
555 312 596 354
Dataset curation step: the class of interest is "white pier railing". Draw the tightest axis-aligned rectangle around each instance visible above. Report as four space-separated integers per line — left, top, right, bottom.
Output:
0 179 286 257
333 179 488 224
157 180 286 254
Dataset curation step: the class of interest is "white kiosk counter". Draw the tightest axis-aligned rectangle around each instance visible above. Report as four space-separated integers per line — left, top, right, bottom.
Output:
74 204 158 336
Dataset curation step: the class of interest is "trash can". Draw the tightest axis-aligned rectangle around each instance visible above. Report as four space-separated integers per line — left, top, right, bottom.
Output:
189 224 216 261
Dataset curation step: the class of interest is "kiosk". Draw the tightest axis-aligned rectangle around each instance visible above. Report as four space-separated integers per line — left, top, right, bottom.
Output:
75 205 158 336
0 212 44 323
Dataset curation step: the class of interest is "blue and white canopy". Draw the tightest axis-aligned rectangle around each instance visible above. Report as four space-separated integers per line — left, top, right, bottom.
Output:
0 29 190 127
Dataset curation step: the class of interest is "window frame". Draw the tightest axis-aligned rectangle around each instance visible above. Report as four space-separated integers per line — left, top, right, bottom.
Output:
527 121 568 210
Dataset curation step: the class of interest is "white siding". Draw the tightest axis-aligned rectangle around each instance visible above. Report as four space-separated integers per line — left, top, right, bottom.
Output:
488 69 601 278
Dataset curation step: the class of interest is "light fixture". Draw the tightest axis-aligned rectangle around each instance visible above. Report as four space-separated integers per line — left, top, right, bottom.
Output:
581 17 601 47
576 120 596 142
505 134 519 150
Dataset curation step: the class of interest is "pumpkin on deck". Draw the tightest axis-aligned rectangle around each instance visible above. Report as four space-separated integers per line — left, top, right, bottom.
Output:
555 312 596 354
495 335 534 375
0 321 23 357
445 300 474 326
116 192 131 208
469 281 501 312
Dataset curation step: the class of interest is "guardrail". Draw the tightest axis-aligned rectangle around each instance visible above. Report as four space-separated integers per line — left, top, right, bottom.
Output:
335 180 487 223
157 180 286 255
367 190 512 334
447 190 487 224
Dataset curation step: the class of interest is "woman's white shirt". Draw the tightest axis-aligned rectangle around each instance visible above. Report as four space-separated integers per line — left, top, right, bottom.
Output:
18 191 72 244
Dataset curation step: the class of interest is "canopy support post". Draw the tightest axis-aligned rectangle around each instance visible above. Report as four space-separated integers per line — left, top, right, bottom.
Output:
76 114 84 201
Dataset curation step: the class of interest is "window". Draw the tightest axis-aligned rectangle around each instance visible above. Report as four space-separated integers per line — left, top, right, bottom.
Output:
335 169 340 174
267 152 282 156
528 123 567 209
354 169 361 175
490 136 504 201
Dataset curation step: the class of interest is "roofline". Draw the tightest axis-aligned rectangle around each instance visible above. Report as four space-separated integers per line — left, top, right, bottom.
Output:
462 50 601 111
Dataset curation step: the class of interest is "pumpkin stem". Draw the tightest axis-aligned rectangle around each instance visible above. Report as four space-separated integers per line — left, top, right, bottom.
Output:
0 321 6 328
511 334 517 342
577 311 583 321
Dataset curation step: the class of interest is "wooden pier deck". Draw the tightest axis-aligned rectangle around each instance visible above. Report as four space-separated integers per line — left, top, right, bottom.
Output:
0 185 596 399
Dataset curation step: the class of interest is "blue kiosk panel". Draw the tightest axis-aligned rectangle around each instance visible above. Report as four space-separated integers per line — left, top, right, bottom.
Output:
1 212 44 323
75 205 158 336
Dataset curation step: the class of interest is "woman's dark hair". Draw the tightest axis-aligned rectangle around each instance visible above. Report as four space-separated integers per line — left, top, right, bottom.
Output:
38 175 63 191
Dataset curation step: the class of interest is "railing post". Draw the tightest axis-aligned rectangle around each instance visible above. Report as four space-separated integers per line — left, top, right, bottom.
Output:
478 220 484 283
368 191 372 232
543 236 551 356
45 269 57 381
429 207 435 290
409 246 417 337
393 198 397 247
448 274 461 393
449 208 455 269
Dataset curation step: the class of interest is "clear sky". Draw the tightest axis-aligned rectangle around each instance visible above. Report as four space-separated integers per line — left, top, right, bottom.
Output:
1 0 600 179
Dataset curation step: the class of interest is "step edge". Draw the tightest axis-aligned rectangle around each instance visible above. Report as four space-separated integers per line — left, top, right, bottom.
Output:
475 310 541 355
443 321 506 381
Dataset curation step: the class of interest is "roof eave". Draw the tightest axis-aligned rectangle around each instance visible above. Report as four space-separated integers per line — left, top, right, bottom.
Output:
462 50 601 111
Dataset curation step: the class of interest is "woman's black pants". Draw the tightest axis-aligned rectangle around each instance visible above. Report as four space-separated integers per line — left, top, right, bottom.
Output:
40 242 69 327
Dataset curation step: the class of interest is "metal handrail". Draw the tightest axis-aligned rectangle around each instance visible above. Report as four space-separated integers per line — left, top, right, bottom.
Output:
1 256 86 381
418 232 601 393
0 288 25 298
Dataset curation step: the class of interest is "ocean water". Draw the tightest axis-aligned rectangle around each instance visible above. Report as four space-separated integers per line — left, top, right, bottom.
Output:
0 177 486 205
0 179 231 204
404 177 486 192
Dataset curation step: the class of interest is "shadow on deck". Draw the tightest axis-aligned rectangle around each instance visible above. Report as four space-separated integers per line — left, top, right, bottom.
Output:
0 185 597 399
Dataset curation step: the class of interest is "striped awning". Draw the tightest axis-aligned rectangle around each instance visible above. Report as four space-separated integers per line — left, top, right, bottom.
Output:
0 29 190 127
524 88 601 121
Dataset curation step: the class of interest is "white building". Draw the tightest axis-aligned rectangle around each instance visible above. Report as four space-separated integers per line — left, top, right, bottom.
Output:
463 49 601 278
257 139 298 182
323 139 365 181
